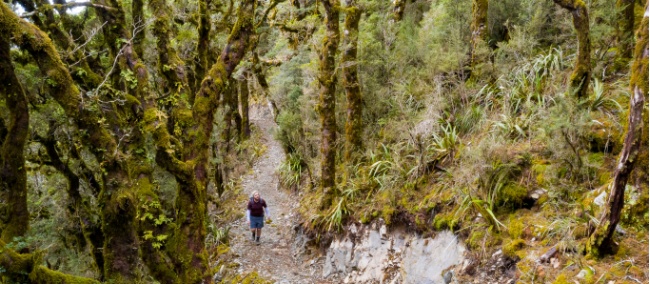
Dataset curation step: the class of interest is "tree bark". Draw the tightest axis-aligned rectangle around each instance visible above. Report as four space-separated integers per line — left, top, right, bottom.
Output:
318 0 340 209
193 0 212 96
342 0 363 162
587 1 648 257
470 0 488 68
0 34 30 243
239 74 251 140
553 0 591 98
617 0 635 61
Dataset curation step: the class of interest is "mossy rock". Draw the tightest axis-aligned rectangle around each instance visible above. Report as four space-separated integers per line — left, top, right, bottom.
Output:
496 183 528 211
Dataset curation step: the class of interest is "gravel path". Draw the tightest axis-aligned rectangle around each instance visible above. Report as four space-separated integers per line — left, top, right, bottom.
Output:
227 106 328 283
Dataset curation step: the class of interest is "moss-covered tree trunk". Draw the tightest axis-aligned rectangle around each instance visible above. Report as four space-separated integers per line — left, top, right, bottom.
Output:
318 0 340 208
553 0 591 98
342 0 363 162
150 0 188 92
0 34 30 243
159 1 255 282
617 0 635 61
587 2 648 257
193 0 212 96
222 80 237 151
0 4 145 281
132 0 145 56
251 52 280 121
39 134 106 280
470 0 488 68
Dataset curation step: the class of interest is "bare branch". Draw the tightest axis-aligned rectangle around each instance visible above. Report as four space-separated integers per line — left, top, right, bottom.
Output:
69 21 107 56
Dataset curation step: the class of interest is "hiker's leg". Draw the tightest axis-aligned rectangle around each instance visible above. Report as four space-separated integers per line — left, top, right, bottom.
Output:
256 228 262 238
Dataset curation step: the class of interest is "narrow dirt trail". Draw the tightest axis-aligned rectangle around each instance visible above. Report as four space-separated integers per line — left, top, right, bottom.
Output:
227 106 327 283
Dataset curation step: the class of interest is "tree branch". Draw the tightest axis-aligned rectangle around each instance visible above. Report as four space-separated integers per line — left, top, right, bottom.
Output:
20 2 116 17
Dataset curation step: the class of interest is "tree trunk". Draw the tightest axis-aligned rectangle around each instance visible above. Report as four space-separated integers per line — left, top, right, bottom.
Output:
617 0 635 61
132 0 145 56
40 134 105 280
239 74 251 140
162 1 256 282
318 0 340 209
193 0 212 96
342 0 363 162
251 52 281 122
0 4 145 281
150 0 189 97
587 1 648 257
470 0 488 68
0 34 30 243
553 0 591 98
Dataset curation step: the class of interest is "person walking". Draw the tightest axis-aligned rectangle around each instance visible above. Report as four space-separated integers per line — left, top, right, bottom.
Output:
246 191 270 244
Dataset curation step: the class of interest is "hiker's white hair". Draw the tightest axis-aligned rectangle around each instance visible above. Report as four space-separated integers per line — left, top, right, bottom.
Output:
251 190 260 198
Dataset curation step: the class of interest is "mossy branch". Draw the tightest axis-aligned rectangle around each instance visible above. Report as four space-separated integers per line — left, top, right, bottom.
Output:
0 239 100 283
255 0 286 29
0 2 118 160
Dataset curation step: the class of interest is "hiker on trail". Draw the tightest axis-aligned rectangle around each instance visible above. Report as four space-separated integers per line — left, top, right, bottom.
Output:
246 190 270 243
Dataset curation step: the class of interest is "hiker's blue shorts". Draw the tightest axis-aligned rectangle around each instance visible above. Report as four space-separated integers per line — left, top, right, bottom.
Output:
250 216 264 229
